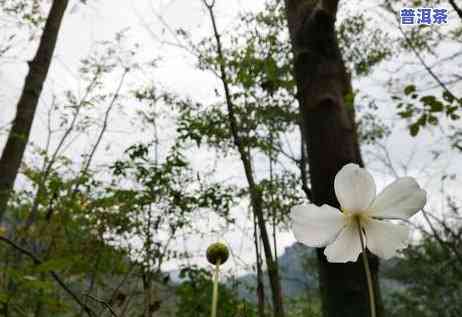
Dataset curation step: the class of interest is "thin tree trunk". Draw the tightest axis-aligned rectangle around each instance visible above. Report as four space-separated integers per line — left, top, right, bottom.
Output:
284 1 383 316
203 2 285 316
253 213 266 317
0 0 70 221
33 273 46 317
1 303 8 317
142 271 153 317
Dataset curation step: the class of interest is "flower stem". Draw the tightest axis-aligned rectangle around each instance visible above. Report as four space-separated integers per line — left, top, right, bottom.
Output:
356 218 376 317
211 260 221 317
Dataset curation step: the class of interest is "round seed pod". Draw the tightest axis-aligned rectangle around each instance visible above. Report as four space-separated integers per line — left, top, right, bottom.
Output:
206 242 229 265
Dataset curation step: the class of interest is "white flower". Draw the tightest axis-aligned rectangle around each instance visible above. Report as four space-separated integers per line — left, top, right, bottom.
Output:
291 163 427 263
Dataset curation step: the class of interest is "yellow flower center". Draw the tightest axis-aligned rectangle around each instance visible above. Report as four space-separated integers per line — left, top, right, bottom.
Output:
342 209 371 227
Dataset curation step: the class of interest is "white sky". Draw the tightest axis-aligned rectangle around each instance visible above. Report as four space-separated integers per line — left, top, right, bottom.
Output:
1 0 461 274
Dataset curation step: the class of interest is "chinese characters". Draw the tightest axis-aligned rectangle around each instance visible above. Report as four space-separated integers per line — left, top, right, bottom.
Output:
400 8 448 25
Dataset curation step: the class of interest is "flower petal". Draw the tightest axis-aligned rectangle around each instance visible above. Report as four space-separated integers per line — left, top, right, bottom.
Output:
364 219 410 259
291 204 345 248
334 163 376 212
369 177 426 219
324 224 362 263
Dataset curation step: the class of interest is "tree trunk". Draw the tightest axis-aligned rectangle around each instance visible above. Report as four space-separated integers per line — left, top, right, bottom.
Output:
0 0 70 221
253 213 266 317
142 271 153 317
284 1 383 316
142 271 161 317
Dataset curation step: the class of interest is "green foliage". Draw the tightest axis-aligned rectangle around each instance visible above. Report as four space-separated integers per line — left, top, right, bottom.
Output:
338 13 392 76
177 101 233 149
0 32 149 316
110 142 235 221
357 99 391 145
395 87 461 138
184 1 299 156
384 201 462 317
97 141 238 276
258 171 305 225
286 296 322 317
176 267 256 317
0 170 131 315
0 0 45 27
385 238 462 316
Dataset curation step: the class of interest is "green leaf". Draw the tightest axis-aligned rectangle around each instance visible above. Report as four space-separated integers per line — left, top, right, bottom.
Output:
429 102 443 112
410 123 420 137
404 85 416 96
442 90 455 103
428 115 438 125
344 91 356 108
0 292 9 303
420 95 436 105
399 110 413 118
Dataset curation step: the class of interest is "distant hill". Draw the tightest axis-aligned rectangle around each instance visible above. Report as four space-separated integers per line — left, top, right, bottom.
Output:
234 242 403 302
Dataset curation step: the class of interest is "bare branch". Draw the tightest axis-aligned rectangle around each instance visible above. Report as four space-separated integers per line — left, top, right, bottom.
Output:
85 294 119 317
421 209 462 270
299 125 312 201
449 0 462 21
203 0 216 9
80 69 129 176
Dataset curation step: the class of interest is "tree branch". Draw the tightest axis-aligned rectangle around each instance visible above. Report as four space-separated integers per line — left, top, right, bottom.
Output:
85 294 119 317
0 235 96 317
449 0 462 21
80 68 128 177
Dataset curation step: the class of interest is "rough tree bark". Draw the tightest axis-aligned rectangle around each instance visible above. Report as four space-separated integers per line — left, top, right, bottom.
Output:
0 0 70 221
284 0 383 316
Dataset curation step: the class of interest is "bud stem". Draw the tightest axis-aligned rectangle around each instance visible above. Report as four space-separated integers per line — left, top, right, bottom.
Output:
356 218 376 317
210 259 221 317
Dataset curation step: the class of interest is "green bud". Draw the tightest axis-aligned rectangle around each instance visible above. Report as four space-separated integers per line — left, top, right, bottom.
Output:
206 242 229 265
